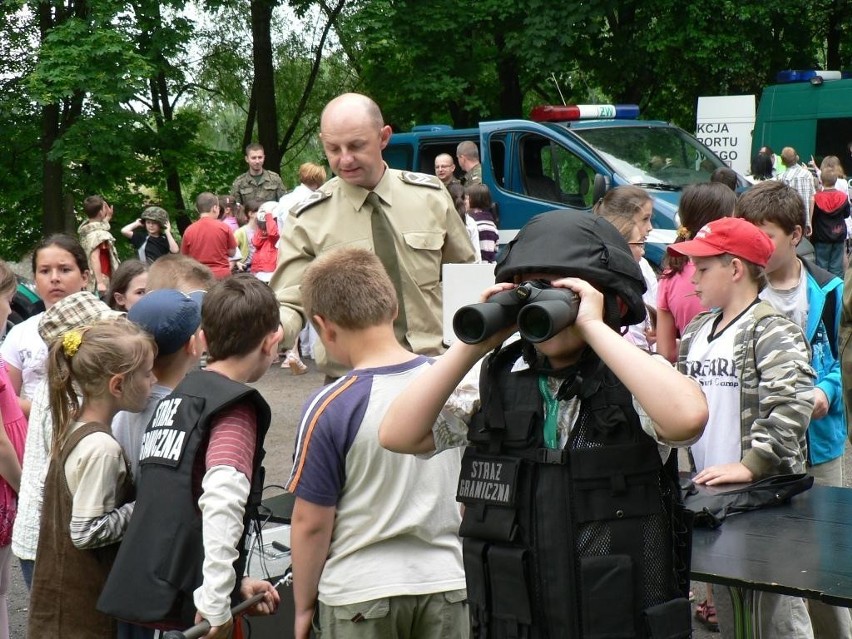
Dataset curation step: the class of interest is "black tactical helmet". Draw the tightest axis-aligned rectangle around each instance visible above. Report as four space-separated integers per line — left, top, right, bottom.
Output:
494 209 646 327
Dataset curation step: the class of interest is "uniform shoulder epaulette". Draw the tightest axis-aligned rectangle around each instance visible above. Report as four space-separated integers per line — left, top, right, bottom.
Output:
292 189 332 217
399 171 442 189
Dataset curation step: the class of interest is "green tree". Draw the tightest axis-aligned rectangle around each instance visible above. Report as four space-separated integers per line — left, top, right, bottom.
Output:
577 1 823 127
2 0 850 264
28 0 152 234
130 0 202 212
195 0 353 182
334 0 844 131
334 0 505 128
0 5 45 257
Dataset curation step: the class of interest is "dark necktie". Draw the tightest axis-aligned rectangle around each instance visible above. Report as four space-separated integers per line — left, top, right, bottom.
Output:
366 192 409 347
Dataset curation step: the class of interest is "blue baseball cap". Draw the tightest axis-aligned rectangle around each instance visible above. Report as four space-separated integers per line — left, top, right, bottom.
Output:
128 288 204 355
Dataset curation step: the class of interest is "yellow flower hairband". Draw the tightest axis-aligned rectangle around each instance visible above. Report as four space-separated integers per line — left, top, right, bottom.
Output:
676 226 690 240
62 330 83 357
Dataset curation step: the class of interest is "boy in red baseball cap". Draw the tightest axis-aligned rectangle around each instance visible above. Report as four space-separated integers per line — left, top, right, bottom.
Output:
670 216 817 637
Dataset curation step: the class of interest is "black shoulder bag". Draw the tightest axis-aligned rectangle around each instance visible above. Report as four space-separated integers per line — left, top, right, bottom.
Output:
683 473 814 529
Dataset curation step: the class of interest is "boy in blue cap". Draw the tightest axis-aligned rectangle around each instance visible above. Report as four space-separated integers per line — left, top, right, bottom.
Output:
100 276 282 637
113 288 204 481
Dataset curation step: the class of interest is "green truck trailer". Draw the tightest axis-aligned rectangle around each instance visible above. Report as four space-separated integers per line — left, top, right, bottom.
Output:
752 71 852 170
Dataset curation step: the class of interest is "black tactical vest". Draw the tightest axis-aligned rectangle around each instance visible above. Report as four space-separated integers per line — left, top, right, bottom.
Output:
458 342 691 639
97 370 271 627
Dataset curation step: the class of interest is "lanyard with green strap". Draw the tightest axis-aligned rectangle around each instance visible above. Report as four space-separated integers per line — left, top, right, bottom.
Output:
538 375 559 449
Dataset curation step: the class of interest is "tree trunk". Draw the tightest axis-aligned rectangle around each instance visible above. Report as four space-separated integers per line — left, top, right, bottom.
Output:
152 72 186 211
251 0 280 171
825 5 842 70
141 0 187 213
319 0 361 76
494 35 523 119
278 0 345 162
38 0 63 234
41 102 66 234
448 101 470 129
38 0 90 234
243 81 258 153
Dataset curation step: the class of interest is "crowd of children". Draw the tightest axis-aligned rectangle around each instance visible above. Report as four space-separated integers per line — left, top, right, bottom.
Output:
5 147 852 639
0 242 281 637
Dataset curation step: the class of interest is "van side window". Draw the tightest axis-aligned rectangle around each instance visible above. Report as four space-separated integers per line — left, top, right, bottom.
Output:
517 134 594 208
385 145 414 173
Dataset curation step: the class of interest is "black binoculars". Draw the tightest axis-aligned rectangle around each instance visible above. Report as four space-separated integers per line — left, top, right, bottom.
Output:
453 280 580 344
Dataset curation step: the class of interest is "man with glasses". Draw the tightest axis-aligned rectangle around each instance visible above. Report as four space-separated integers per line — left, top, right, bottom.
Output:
434 153 460 187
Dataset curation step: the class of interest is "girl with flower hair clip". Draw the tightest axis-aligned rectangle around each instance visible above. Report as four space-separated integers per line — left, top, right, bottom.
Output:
656 182 737 364
28 319 156 638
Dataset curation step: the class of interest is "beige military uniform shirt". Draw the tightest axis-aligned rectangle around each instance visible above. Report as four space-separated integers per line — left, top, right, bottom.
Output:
270 167 477 376
230 170 286 205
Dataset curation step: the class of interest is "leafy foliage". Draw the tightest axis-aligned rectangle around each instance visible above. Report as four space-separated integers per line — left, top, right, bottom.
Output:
1 0 851 262
341 0 851 130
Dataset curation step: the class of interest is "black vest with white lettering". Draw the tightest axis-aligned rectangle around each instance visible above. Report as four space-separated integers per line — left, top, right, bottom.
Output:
459 341 691 639
97 370 271 627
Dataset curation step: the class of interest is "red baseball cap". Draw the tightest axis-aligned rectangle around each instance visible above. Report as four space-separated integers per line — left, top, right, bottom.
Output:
667 217 775 267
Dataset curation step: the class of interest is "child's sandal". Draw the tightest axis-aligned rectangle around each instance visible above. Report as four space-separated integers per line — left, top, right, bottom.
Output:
694 600 719 632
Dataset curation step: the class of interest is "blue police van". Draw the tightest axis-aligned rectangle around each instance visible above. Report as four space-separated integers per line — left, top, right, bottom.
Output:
383 104 743 265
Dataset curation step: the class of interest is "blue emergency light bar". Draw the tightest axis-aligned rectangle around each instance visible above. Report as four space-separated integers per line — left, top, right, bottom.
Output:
775 70 848 83
530 104 640 122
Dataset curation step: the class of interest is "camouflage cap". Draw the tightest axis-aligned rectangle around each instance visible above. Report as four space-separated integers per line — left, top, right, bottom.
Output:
140 206 169 227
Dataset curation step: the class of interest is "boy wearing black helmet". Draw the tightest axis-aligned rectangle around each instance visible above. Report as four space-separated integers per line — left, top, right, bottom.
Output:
380 209 707 639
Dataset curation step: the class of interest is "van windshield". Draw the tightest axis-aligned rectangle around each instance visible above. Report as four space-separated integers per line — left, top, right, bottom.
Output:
573 125 725 189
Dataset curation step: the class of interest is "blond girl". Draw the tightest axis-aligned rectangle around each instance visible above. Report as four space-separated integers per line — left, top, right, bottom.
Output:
28 320 156 638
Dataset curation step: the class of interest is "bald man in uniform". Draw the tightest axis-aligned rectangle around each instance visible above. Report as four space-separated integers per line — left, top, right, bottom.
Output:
269 93 477 378
434 153 460 187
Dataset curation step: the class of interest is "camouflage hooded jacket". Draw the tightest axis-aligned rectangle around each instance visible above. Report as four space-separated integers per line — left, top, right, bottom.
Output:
678 300 815 479
77 219 120 293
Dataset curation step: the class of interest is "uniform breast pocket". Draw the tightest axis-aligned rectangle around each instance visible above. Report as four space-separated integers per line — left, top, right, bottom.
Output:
402 231 443 286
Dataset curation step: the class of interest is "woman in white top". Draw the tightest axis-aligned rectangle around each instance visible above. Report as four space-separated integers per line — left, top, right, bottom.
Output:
0 235 91 415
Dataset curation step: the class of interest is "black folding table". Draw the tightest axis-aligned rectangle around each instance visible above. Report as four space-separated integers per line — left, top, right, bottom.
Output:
691 484 852 638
